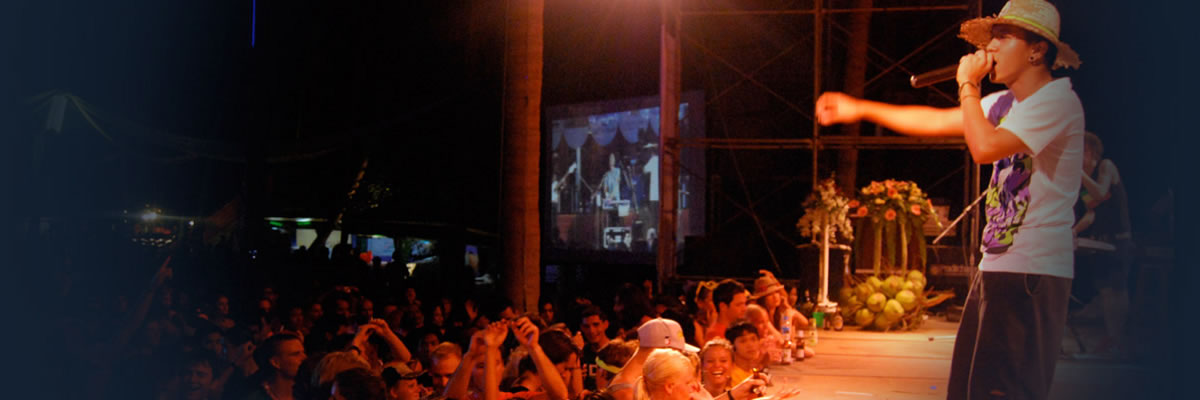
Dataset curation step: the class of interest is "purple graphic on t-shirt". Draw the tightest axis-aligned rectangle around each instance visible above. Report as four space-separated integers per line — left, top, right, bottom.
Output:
982 154 1032 253
979 92 1032 254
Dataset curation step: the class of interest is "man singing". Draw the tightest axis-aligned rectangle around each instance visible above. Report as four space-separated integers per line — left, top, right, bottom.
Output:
815 1 1083 398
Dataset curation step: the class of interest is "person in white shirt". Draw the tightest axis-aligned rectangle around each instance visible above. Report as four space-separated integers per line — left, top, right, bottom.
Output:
815 1 1083 398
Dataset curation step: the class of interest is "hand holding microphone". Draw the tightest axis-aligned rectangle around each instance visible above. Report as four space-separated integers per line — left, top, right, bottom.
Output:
957 50 993 103
957 49 994 86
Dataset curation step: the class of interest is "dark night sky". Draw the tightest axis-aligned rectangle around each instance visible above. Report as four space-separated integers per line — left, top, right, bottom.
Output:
6 0 1184 239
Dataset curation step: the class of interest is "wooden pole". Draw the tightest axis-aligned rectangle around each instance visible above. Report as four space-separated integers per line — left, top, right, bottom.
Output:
501 0 544 313
657 0 681 291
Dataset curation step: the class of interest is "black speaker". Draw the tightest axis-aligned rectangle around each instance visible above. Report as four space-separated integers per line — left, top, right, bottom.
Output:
926 245 974 304
791 244 851 297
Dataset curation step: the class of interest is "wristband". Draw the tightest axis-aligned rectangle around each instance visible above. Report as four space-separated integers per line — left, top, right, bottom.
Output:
958 81 979 99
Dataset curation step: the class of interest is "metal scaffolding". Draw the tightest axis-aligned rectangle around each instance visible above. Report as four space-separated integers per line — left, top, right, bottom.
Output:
662 0 986 280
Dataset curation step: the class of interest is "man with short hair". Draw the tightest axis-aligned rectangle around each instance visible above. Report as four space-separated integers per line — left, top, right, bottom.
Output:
241 333 306 400
724 321 761 387
577 307 611 391
161 353 219 400
704 280 747 342
427 342 463 395
815 1 1084 398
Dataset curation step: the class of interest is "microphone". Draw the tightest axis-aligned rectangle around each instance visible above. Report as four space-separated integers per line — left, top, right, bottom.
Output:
909 64 959 88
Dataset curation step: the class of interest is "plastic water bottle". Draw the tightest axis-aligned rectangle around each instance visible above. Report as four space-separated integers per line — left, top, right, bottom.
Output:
780 313 794 364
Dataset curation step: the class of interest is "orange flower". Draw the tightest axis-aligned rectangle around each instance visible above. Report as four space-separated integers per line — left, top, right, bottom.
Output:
911 204 922 215
856 206 869 217
884 209 897 221
848 200 860 208
887 188 898 197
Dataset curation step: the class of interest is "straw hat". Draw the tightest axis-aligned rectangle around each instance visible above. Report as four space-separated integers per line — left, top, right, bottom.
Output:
958 0 1081 69
750 270 786 300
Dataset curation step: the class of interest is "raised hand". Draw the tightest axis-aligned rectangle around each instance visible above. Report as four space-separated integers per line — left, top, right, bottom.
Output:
350 323 377 356
957 49 994 85
368 318 397 339
466 328 489 359
355 323 377 339
815 92 861 126
481 320 510 348
571 331 585 351
511 317 540 350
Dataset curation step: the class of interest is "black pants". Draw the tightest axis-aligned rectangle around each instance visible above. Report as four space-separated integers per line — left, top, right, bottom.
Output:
947 271 1072 400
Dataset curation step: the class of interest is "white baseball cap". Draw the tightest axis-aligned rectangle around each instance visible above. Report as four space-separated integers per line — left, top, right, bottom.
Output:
637 318 700 353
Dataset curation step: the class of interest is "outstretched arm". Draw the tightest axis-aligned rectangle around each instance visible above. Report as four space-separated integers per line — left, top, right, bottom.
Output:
815 92 963 136
816 50 1030 165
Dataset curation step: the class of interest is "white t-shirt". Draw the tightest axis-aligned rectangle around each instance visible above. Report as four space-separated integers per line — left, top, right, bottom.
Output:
977 78 1085 279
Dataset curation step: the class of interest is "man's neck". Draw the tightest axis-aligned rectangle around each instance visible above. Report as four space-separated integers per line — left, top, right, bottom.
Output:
1006 68 1054 101
589 337 611 351
718 311 737 327
267 374 294 400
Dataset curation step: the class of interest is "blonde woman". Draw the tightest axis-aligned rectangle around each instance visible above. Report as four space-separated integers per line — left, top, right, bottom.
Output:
640 348 795 400
634 349 703 400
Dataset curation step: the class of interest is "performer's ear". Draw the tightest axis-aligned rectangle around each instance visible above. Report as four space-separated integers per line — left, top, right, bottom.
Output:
1029 41 1049 65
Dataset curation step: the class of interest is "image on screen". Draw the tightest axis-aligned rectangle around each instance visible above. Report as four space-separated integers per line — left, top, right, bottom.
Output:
545 91 705 254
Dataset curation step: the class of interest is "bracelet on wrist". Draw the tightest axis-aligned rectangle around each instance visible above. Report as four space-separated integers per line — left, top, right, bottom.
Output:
958 81 979 98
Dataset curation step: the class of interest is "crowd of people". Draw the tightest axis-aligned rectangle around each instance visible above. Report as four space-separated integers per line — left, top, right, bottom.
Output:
50 229 819 400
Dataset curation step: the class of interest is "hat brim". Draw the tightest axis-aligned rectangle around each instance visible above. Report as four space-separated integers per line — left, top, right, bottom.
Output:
680 343 700 353
959 17 1081 70
749 284 786 300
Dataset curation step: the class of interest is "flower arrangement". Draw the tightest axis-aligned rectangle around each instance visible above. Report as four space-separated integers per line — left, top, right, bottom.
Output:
850 179 941 274
795 178 854 243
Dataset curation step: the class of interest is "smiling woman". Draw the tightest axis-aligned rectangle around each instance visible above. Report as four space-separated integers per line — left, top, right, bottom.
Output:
699 338 734 397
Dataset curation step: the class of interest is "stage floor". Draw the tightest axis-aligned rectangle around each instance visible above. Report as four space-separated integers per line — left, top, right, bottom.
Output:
762 318 1164 400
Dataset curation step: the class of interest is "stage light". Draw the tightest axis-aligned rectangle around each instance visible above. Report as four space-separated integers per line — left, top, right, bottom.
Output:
141 211 159 222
